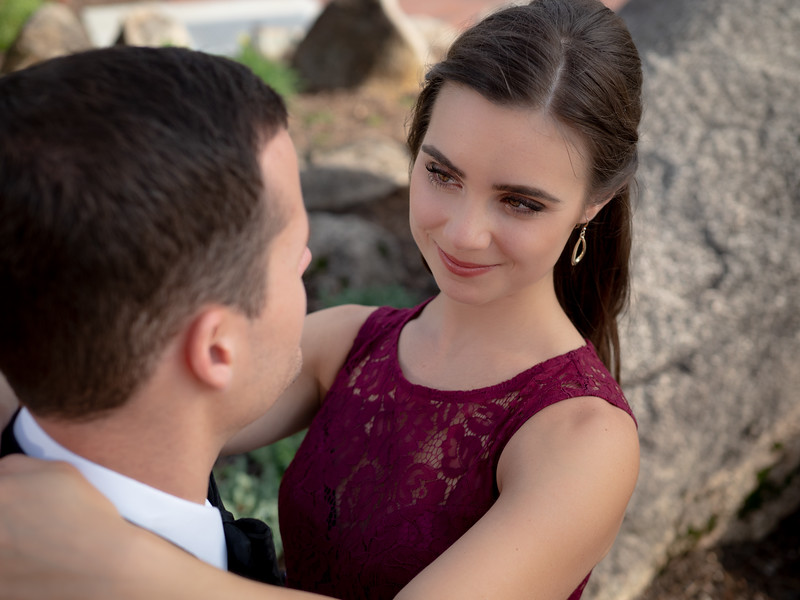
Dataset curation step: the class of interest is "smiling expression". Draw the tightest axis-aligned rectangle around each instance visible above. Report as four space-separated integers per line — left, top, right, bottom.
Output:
409 83 604 307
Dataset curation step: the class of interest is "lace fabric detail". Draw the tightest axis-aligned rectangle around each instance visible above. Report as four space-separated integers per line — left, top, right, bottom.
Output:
279 300 634 600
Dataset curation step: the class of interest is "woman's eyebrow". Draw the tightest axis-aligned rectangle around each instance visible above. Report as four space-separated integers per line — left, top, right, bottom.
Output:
420 144 465 178
494 183 563 204
421 144 564 204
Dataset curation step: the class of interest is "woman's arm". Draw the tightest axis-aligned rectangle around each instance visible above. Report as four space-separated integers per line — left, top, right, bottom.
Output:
223 304 377 455
0 386 638 600
0 395 636 600
395 396 640 600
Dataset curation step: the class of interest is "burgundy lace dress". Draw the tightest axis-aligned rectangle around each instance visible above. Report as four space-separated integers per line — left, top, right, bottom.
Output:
279 300 635 600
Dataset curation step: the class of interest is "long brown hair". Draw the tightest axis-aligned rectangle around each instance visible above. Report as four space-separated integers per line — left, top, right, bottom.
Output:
407 0 642 380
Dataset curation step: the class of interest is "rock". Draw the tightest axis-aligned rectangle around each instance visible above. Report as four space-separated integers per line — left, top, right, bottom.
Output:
409 15 459 64
253 24 306 61
1 4 92 74
586 0 800 599
114 8 192 48
305 212 405 302
301 137 410 211
291 0 426 93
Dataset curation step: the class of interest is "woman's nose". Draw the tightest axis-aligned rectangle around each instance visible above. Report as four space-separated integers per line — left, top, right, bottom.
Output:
441 201 492 250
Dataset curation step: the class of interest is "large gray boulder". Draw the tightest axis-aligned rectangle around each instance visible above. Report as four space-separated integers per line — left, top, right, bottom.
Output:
587 0 800 598
114 8 192 48
306 212 405 303
301 137 410 211
291 0 426 93
1 4 92 74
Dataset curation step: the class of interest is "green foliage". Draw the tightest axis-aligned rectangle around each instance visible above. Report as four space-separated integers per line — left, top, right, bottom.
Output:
684 514 718 542
0 0 43 51
320 283 420 309
302 109 335 127
213 431 306 556
234 40 299 99
738 463 800 519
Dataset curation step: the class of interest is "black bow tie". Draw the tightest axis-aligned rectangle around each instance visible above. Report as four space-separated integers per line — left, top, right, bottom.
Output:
208 473 284 585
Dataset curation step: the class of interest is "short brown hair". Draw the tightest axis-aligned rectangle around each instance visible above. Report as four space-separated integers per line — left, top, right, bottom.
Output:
0 46 289 419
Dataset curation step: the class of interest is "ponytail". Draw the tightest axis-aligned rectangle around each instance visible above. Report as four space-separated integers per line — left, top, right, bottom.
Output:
555 184 633 381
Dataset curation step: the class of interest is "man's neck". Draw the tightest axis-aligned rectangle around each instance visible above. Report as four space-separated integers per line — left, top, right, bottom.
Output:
29 406 221 504
13 407 229 569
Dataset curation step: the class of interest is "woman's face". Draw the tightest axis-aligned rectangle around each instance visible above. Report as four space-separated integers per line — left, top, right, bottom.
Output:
409 82 602 307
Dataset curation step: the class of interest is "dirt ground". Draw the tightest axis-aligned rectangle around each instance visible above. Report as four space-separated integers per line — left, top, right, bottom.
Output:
290 87 800 600
637 507 800 600
288 87 414 157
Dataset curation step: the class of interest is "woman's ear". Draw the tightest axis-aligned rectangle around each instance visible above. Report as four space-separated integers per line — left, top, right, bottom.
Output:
583 192 615 223
184 308 237 391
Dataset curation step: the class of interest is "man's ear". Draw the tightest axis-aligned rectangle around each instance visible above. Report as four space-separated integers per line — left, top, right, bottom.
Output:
184 307 238 391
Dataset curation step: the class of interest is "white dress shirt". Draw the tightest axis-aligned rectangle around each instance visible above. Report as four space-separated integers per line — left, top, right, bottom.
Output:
14 407 227 569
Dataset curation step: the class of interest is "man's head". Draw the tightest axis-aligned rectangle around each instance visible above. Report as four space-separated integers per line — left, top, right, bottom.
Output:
0 46 296 420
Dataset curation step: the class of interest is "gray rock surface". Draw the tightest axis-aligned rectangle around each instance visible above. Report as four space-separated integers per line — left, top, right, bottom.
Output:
291 0 426 92
586 0 800 598
253 23 306 61
306 212 405 301
1 4 92 74
301 137 411 211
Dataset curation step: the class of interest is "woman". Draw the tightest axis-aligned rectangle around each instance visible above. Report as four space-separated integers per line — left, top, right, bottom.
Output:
0 1 642 598
229 1 643 598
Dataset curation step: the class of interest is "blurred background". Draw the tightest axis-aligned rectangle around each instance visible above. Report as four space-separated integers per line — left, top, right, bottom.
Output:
1 0 798 598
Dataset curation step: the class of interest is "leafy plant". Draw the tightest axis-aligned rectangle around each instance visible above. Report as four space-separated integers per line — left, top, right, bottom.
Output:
0 0 43 51
213 431 306 557
303 109 335 127
234 39 299 99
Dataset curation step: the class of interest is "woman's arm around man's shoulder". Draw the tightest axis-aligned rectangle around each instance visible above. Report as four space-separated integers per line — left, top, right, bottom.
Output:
223 304 378 455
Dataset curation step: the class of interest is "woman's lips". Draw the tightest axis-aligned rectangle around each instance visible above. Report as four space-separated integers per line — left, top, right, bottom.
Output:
436 246 497 277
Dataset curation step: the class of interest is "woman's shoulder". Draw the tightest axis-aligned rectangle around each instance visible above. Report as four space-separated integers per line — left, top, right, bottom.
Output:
302 304 378 391
497 392 639 512
304 304 379 351
531 342 633 419
487 342 635 451
305 302 420 350
305 303 379 336
304 302 427 394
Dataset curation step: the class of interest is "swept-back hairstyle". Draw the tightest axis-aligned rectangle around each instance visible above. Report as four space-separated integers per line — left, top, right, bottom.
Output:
0 46 288 419
408 0 642 379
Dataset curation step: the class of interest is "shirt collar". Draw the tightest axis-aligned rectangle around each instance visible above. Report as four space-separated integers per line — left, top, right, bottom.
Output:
14 407 227 570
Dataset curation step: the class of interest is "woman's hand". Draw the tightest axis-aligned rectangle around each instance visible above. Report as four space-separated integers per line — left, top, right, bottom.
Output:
0 455 333 600
0 456 127 599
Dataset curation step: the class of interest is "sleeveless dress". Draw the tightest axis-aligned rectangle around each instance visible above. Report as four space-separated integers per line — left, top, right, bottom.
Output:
279 300 635 600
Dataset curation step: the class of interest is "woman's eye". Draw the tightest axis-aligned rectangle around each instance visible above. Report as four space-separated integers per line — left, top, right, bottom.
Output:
425 163 457 186
505 196 544 213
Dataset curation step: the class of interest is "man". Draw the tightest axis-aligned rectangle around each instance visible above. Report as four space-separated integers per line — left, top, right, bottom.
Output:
0 45 311 585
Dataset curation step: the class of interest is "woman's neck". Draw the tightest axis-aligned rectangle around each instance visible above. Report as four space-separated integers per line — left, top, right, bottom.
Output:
398 285 585 391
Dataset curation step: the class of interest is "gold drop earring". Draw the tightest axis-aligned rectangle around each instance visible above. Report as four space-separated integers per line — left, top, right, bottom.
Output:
571 223 587 266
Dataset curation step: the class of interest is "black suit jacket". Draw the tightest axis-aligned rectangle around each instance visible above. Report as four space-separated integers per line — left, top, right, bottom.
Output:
0 410 282 585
